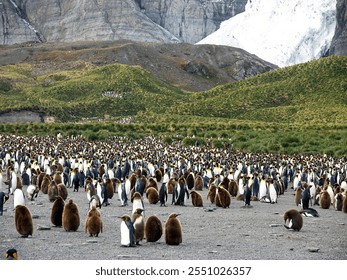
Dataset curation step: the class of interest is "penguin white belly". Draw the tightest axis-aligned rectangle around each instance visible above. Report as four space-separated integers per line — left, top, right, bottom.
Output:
132 199 144 214
0 174 3 192
97 184 104 204
309 183 316 199
269 184 277 203
26 185 36 199
10 174 17 194
14 189 25 208
293 178 299 191
118 185 123 203
125 180 131 196
120 222 131 246
259 181 267 198
341 181 347 191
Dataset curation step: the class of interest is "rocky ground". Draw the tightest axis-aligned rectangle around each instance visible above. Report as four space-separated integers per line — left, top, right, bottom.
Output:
1 182 346 261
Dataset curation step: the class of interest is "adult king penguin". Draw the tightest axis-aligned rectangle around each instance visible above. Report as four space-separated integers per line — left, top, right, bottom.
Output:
159 183 168 207
5 248 18 260
120 215 136 247
0 192 10 216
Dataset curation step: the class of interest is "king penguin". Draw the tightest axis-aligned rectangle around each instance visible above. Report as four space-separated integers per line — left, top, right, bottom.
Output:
165 213 182 246
62 199 80 232
283 209 303 231
190 190 203 207
0 191 10 216
159 182 168 207
50 196 65 227
14 205 33 237
120 214 136 247
132 192 144 215
118 180 128 206
145 215 163 242
85 206 103 237
131 208 145 245
5 248 18 260
13 184 26 208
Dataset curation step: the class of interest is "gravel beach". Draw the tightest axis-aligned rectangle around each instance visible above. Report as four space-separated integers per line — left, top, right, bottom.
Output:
1 183 346 260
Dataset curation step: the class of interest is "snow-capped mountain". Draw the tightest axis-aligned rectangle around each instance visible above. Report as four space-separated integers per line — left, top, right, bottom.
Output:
197 0 337 67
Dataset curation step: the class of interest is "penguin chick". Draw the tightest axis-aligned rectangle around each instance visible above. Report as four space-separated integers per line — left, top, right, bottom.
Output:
120 215 136 247
62 199 80 232
131 208 145 245
50 196 65 227
165 213 182 246
284 209 303 231
145 215 163 242
14 205 33 237
190 190 203 207
85 206 103 237
146 187 159 204
216 186 231 208
5 248 18 260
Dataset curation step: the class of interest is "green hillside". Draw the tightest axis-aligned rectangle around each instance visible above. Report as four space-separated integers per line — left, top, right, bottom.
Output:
175 56 347 125
0 55 347 156
0 63 186 121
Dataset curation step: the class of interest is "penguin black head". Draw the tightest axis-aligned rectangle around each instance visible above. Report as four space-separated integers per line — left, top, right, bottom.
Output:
120 215 131 222
5 248 18 260
134 208 144 215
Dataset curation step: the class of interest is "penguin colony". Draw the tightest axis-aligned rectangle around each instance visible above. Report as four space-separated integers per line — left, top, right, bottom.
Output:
0 134 347 258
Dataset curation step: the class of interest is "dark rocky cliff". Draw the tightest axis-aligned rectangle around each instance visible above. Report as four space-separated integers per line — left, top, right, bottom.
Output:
0 0 247 45
329 0 347 56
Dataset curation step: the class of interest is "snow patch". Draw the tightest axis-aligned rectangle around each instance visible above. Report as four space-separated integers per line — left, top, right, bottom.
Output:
197 0 337 67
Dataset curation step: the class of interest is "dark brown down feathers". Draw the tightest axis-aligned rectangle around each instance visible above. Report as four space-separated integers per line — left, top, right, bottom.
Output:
165 213 182 246
145 215 162 242
62 199 80 231
14 205 33 237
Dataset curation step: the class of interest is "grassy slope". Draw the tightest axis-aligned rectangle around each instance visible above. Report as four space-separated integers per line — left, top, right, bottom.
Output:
0 56 347 156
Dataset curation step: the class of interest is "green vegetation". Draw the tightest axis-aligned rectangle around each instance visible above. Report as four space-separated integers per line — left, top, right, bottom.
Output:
0 56 347 156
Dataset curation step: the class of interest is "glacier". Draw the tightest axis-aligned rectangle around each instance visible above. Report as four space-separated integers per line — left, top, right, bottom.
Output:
197 0 337 67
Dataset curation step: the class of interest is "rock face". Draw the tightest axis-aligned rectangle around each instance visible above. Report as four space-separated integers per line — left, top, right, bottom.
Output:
0 0 247 45
329 0 347 56
137 0 248 43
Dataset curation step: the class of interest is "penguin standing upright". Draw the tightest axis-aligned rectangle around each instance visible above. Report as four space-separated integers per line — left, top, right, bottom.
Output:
131 208 145 245
268 179 278 203
62 199 80 232
85 206 103 237
146 187 159 204
216 186 231 208
190 190 203 207
50 196 65 227
165 213 182 246
14 205 33 237
0 192 10 216
159 183 168 207
13 184 26 208
120 215 136 247
145 215 163 242
301 184 311 209
283 209 303 231
243 183 252 207
132 192 144 215
118 180 128 206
